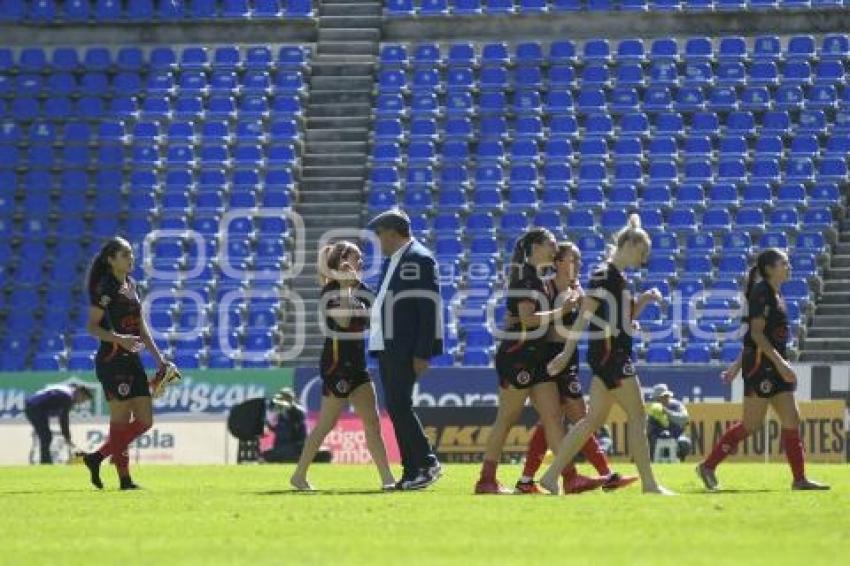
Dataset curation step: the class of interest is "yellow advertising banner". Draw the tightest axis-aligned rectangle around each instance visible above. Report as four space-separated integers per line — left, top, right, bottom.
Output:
604 400 847 463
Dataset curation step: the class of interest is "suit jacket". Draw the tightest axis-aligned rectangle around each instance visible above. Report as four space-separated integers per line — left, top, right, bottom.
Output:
372 239 444 360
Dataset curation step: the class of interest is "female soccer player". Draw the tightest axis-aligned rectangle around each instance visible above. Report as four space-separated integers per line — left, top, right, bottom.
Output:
515 241 638 493
696 249 829 491
537 215 672 495
82 237 178 490
290 241 395 491
476 228 591 494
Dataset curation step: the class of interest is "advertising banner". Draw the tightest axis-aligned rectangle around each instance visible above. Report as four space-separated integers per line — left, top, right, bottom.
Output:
294 365 733 414
306 412 401 465
418 401 847 464
0 417 236 466
0 369 293 419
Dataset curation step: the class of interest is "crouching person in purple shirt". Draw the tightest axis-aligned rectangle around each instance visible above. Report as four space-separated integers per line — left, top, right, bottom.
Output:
24 383 93 464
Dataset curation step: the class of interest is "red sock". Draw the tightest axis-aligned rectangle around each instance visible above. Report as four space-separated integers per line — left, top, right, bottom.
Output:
115 448 130 478
704 422 749 469
97 422 129 458
521 423 548 479
479 459 498 483
580 435 611 476
781 428 805 482
99 421 151 459
561 463 577 482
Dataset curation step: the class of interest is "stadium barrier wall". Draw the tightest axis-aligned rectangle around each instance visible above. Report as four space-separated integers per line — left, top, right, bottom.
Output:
415 401 847 464
0 368 293 419
0 416 236 466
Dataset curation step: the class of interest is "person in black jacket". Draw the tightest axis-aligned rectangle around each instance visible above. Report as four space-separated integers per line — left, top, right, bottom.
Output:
367 209 444 491
25 383 92 464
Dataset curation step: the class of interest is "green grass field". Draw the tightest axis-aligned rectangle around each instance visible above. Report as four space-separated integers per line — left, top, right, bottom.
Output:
0 463 847 565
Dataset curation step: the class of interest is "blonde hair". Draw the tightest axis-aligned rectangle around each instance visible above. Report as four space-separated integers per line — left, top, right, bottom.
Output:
317 241 360 286
606 213 651 259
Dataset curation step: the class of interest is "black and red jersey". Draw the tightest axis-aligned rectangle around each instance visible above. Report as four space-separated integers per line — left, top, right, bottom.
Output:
89 275 142 337
586 261 633 353
320 281 371 378
744 280 789 359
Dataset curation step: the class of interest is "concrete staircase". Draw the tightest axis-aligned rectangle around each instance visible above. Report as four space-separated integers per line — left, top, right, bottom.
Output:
799 207 850 362
279 0 380 365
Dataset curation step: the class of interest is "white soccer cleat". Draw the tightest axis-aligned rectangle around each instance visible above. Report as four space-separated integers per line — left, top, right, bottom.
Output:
150 362 181 399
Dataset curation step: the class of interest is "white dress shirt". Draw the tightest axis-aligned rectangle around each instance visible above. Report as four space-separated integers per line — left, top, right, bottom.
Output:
368 240 413 352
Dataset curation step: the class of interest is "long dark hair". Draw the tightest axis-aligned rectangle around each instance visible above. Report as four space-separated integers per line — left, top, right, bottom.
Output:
508 227 553 288
86 237 130 298
745 248 786 298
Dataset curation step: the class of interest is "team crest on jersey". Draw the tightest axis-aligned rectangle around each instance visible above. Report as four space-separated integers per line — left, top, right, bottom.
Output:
117 382 130 396
568 381 581 394
99 295 111 307
622 360 636 376
336 379 350 394
516 370 532 386
759 379 774 395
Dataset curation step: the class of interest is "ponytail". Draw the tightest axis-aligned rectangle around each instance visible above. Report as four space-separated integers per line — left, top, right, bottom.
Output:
744 248 786 298
86 237 129 297
745 265 760 298
609 213 651 259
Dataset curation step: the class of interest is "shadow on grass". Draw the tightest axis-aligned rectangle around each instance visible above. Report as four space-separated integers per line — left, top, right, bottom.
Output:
686 488 778 495
0 489 101 495
255 489 395 496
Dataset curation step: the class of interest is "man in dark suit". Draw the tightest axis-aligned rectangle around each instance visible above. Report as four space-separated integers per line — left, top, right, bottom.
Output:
367 209 444 490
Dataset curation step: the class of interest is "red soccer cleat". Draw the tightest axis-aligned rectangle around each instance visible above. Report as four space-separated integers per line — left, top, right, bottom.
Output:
475 480 512 495
563 473 606 495
601 472 640 491
514 479 542 494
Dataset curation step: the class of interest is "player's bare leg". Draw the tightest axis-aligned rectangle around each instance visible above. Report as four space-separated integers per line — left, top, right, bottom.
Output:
290 395 345 491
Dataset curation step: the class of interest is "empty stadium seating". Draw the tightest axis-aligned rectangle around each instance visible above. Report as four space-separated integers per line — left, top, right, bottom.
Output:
0 0 314 22
385 0 850 16
0 44 310 370
367 35 845 366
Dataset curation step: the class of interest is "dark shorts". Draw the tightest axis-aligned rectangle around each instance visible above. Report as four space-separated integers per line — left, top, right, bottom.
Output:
95 351 150 401
320 369 371 399
742 348 796 398
495 340 554 390
543 343 582 399
587 346 636 390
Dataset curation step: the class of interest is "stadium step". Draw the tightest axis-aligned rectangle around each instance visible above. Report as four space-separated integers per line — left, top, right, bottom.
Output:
797 350 850 362
307 116 371 129
308 103 373 118
822 279 850 293
827 255 850 268
815 303 850 315
301 165 365 178
311 62 375 77
805 327 850 338
320 3 382 17
306 141 368 154
824 266 850 279
311 75 374 91
300 177 364 191
299 191 363 205
319 16 383 29
306 129 368 143
310 90 373 104
800 337 850 350
319 41 378 56
808 315 850 328
303 154 364 167
816 291 850 305
318 28 381 42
